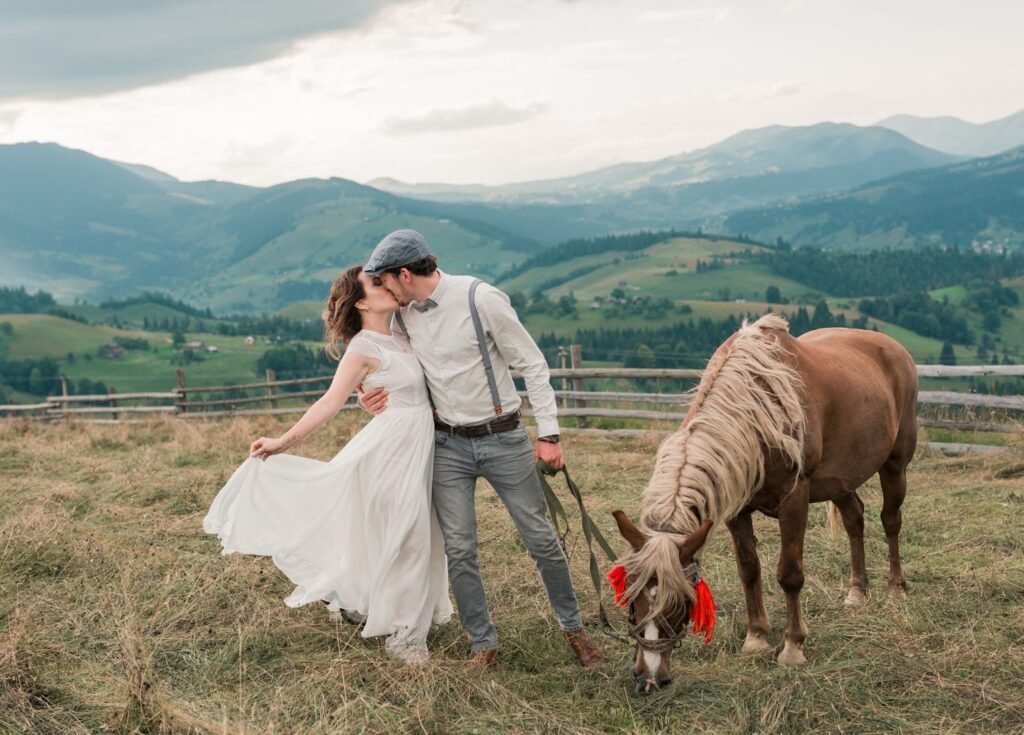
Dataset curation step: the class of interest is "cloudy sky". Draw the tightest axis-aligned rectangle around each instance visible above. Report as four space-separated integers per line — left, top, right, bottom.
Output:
1 0 1021 186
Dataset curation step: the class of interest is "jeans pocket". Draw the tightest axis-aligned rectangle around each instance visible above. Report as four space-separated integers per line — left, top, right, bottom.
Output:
493 426 529 446
435 430 450 447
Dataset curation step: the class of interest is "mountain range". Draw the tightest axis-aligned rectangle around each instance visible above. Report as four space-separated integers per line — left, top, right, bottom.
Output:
370 122 957 214
876 108 1024 157
725 145 1024 250
0 143 616 312
3 110 1024 313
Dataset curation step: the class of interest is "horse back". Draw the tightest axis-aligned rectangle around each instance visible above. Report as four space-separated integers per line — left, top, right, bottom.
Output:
786 327 918 483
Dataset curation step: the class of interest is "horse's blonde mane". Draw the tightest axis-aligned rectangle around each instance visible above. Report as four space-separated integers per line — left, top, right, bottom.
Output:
619 313 807 620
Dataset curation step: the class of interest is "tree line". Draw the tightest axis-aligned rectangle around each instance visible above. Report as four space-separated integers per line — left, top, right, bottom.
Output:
537 302 860 369
751 246 1024 298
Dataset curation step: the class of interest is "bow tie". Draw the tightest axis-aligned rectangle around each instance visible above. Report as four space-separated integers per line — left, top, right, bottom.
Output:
412 298 437 313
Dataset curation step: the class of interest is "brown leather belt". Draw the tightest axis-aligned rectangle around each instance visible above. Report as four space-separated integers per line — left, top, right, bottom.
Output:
434 410 521 438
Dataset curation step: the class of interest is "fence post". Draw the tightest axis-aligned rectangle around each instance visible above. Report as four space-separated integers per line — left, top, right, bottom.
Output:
570 344 587 428
59 375 69 422
175 368 188 415
558 346 569 409
266 369 278 409
109 385 121 422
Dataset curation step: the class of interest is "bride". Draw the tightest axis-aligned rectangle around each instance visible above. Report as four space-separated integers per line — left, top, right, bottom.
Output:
203 265 453 665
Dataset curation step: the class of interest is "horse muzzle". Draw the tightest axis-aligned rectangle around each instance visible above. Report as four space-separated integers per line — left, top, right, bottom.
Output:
634 671 672 696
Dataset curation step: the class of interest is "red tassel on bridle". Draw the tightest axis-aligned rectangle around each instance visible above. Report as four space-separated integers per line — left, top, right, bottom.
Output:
691 577 716 644
607 563 716 643
606 564 629 607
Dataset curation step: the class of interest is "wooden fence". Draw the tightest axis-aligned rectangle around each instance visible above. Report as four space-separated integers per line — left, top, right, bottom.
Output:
2 363 1023 437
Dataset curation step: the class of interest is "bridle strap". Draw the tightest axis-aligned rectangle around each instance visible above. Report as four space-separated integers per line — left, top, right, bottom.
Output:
628 563 703 652
535 460 702 650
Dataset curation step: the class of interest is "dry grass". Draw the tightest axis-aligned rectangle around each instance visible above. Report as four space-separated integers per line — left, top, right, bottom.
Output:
1 416 1023 734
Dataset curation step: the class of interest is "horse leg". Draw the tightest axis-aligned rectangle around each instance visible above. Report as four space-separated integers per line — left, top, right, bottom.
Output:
879 460 909 597
776 478 809 667
832 493 868 605
726 511 772 654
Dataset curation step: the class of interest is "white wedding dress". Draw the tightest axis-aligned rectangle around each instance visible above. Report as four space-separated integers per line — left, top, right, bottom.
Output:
203 329 452 660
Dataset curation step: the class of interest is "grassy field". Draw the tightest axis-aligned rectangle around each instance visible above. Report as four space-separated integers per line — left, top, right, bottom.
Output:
500 238 819 305
2 417 1022 733
0 314 325 394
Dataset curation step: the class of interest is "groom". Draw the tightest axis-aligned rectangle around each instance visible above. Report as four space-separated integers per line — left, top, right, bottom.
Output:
360 229 603 669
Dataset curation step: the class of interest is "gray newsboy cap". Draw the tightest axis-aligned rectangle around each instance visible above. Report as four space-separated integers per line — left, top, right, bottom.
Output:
363 229 431 276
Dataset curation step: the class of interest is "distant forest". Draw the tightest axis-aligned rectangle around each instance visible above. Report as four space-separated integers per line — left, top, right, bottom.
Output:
537 301 863 369
0 286 56 313
753 246 1024 297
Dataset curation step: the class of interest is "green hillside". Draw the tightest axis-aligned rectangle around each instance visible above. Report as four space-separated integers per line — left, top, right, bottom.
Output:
0 315 156 360
184 201 526 313
725 146 1024 250
0 144 561 312
4 232 1023 403
0 314 322 395
503 237 805 299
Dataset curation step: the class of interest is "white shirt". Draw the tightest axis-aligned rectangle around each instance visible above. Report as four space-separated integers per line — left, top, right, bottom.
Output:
391 271 560 437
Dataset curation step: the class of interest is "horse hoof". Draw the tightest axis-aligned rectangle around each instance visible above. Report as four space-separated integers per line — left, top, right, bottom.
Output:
844 589 867 606
741 635 772 655
888 584 907 599
777 645 807 667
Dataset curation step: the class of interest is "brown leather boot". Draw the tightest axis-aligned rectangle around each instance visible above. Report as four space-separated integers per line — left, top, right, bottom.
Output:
466 649 498 668
563 629 604 668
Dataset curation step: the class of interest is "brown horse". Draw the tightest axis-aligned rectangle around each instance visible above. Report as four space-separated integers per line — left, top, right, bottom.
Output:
612 313 918 695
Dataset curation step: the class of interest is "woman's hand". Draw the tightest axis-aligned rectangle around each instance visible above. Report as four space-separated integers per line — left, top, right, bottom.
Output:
250 436 287 460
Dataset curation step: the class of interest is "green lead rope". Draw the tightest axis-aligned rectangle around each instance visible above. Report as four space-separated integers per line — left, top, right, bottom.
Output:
536 460 625 638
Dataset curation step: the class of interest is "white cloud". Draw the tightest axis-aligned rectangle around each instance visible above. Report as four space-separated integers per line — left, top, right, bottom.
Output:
637 5 731 24
381 100 547 135
1 0 1022 186
0 106 22 131
721 81 807 103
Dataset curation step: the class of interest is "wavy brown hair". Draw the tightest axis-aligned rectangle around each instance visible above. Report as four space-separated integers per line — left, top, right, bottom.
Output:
322 265 365 360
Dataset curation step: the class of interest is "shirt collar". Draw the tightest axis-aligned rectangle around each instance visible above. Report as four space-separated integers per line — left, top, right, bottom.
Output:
415 270 448 309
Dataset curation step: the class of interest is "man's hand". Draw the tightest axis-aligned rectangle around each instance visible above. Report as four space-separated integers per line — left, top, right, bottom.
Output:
535 439 564 470
358 385 389 415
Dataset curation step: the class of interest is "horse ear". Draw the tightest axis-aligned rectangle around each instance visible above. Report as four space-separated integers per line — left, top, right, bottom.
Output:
678 518 714 565
612 510 646 551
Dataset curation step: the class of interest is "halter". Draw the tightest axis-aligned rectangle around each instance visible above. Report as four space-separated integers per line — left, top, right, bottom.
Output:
625 562 701 653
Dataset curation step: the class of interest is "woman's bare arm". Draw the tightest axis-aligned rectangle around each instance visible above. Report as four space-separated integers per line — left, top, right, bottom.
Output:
250 350 379 458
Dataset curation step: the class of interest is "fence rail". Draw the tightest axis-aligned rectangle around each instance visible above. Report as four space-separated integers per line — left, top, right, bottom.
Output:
1 364 1022 433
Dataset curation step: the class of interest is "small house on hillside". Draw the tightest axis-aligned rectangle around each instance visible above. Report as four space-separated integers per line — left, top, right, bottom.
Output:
100 342 125 359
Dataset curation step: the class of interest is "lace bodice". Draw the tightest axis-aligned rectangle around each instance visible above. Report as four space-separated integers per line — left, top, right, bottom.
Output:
347 330 429 410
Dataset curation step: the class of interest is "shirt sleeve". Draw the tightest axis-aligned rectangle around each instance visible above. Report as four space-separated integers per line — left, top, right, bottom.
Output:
478 285 560 437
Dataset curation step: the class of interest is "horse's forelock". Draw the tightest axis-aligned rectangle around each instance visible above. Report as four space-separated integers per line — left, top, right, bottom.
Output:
619 532 696 623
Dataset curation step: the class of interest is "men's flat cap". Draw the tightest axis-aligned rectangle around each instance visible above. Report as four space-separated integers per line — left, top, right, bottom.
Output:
364 229 431 276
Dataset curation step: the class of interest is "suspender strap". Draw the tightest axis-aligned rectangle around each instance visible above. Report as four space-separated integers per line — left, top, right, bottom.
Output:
469 279 503 415
393 310 437 415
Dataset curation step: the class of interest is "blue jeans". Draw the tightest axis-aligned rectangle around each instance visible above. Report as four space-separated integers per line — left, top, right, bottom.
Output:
432 425 582 651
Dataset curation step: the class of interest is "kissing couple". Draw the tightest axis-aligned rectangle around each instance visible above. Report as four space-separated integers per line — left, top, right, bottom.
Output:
203 229 603 668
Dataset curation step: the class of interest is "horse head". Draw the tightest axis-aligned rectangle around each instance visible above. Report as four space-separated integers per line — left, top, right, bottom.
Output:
612 510 714 696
